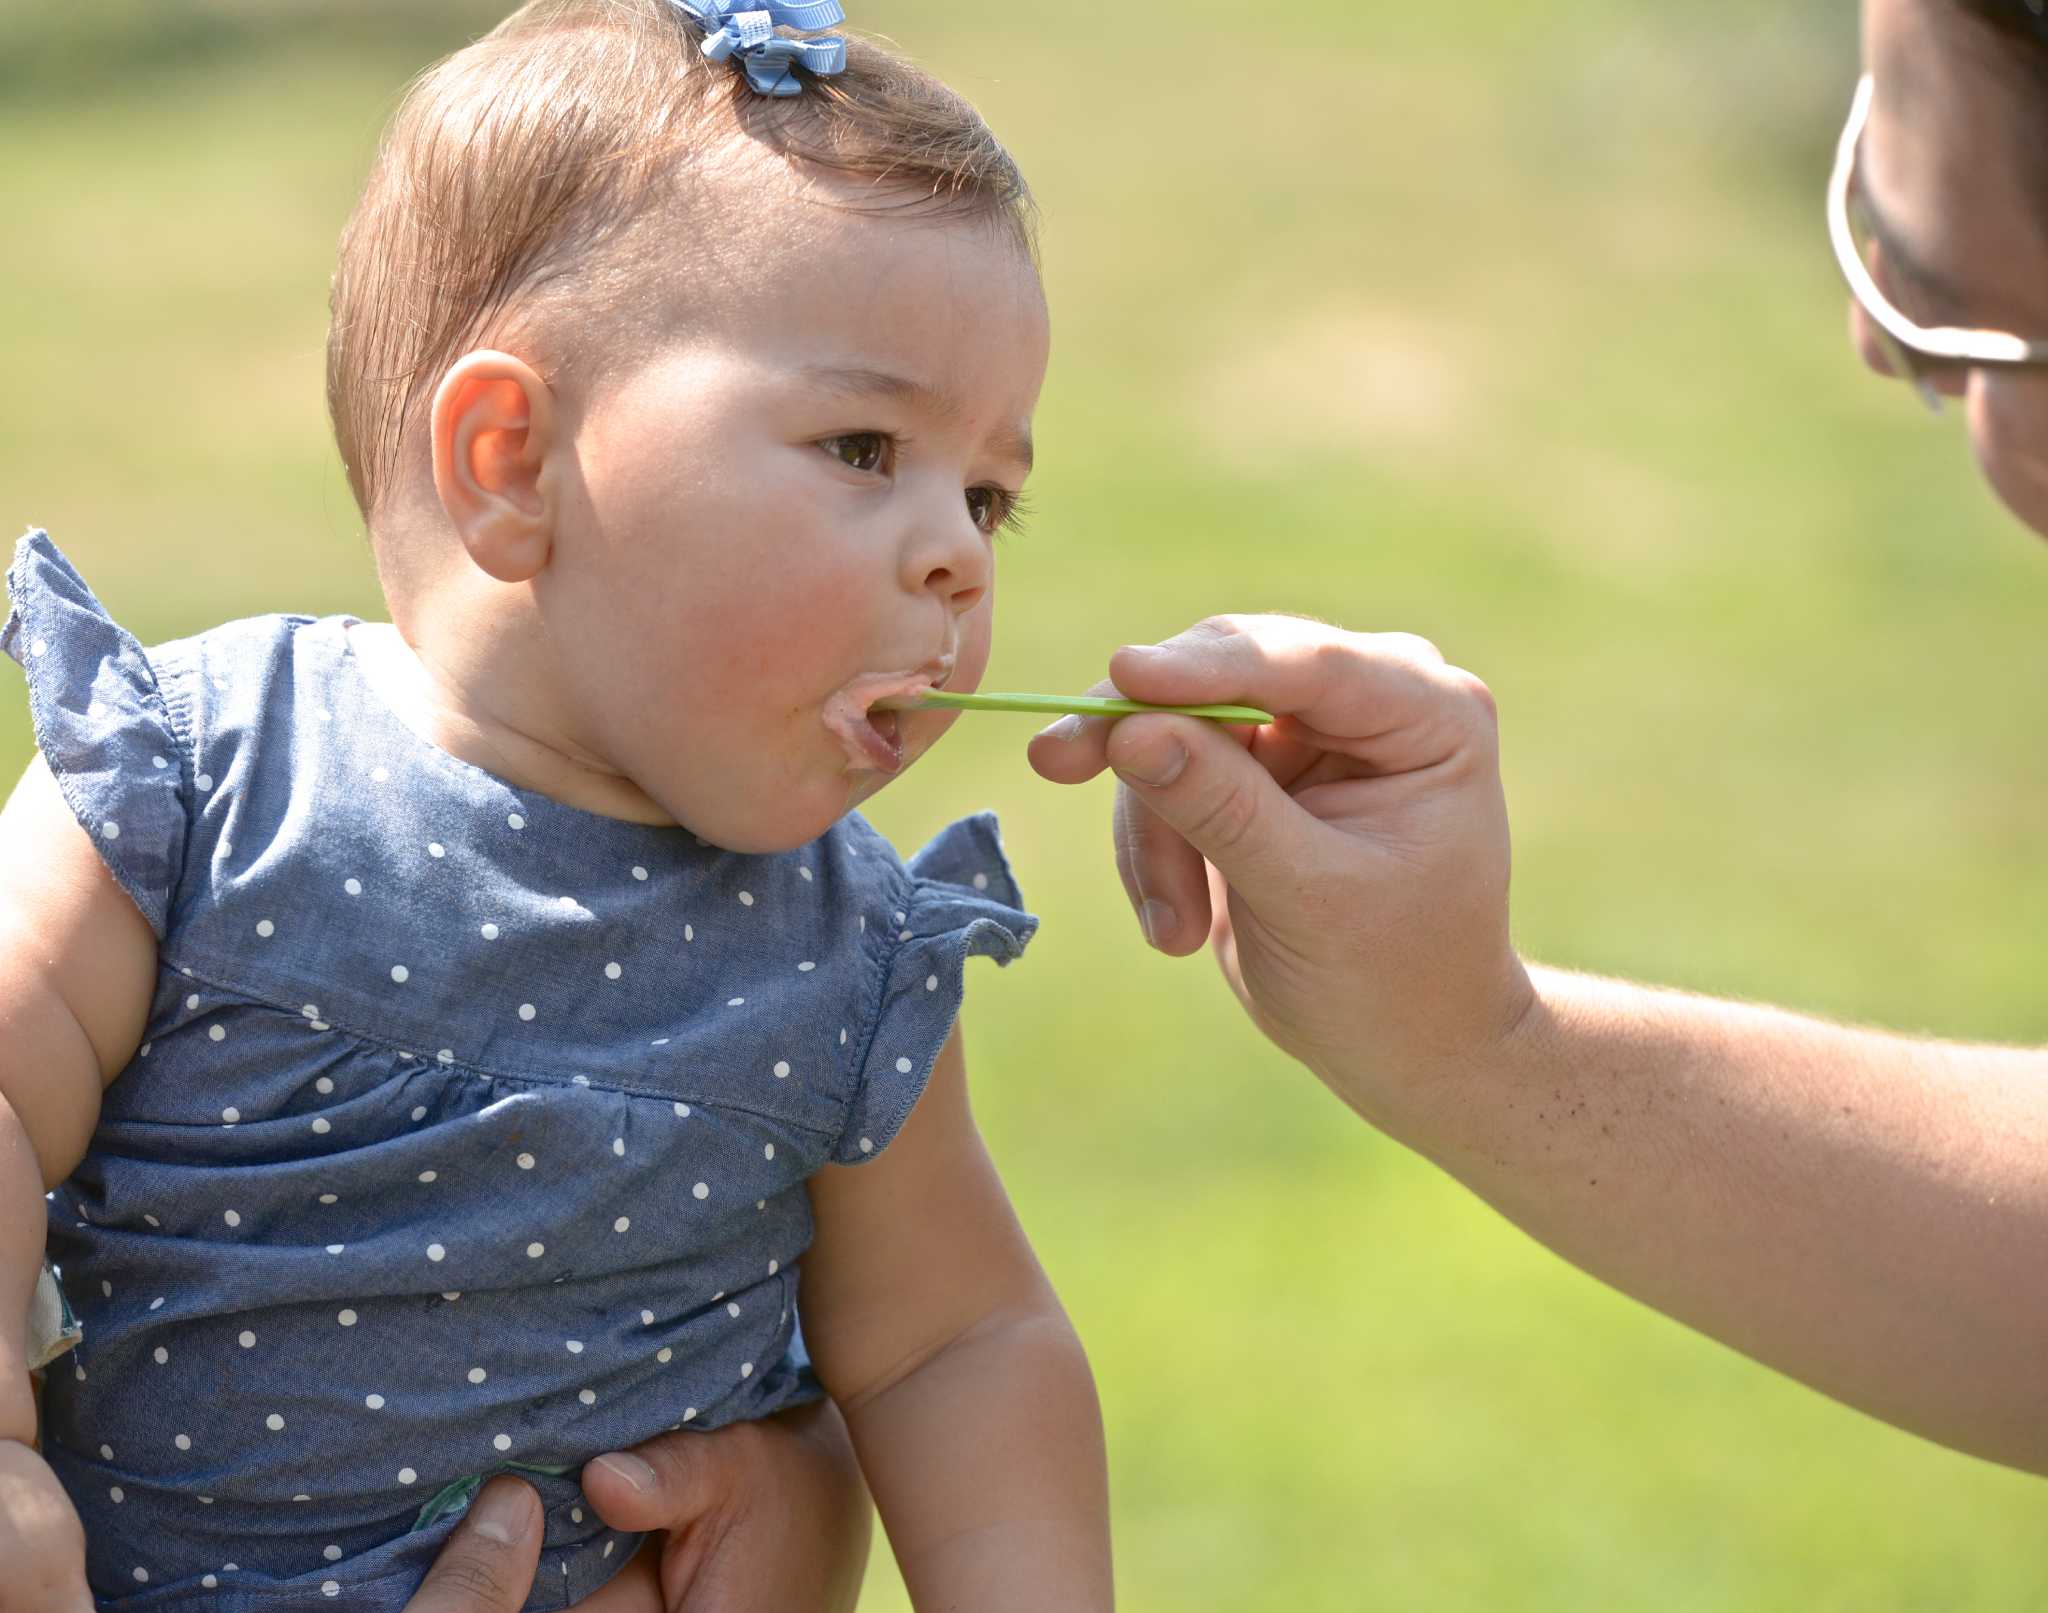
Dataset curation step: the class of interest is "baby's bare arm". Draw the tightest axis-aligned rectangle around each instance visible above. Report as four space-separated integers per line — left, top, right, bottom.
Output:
0 757 158 1609
802 1024 1112 1611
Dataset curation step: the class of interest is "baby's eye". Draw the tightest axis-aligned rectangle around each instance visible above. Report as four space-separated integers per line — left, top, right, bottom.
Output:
966 485 1028 538
821 433 889 473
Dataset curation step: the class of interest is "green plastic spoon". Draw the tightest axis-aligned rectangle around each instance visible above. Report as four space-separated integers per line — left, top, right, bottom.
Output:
883 690 1274 724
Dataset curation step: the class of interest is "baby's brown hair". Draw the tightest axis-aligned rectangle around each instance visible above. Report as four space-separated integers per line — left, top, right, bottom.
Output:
327 0 1036 519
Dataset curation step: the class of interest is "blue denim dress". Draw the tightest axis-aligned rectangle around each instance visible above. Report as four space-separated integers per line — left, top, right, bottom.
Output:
1 532 1036 1610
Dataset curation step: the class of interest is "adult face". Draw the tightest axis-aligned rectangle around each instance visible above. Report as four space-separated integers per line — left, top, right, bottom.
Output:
1854 0 2048 538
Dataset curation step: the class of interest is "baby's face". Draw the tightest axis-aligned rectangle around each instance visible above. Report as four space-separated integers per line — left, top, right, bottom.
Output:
539 193 1049 852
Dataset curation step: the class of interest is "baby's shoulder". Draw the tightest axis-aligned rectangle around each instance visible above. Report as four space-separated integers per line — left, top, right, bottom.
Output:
3 527 327 740
797 810 1022 949
829 809 1028 917
3 531 341 936
145 605 341 752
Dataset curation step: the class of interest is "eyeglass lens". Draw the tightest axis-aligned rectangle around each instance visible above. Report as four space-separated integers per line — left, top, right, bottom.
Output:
1844 181 1951 410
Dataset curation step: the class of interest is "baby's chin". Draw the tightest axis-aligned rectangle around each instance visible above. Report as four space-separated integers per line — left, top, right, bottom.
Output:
841 753 916 817
842 712 953 803
651 742 944 854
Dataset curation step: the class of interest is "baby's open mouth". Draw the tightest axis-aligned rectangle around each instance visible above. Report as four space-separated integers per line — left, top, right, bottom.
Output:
823 660 953 774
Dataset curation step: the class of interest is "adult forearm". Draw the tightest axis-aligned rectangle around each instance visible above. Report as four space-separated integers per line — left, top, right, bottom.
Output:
844 1306 1112 1611
1398 965 2048 1471
1039 617 2048 1472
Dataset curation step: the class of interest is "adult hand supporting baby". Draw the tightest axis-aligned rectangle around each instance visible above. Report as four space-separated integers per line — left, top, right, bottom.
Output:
578 1402 870 1611
1031 613 2048 1475
402 1477 542 1613
405 1403 870 1612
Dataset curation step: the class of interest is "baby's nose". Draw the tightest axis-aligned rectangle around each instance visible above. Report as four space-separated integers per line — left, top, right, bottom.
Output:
923 558 986 614
902 510 991 612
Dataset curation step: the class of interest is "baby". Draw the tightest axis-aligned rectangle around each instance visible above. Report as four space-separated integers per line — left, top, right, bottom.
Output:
0 2 1112 1608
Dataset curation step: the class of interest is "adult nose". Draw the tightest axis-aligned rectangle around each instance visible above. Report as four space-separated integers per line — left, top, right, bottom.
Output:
1847 300 1966 402
899 494 991 615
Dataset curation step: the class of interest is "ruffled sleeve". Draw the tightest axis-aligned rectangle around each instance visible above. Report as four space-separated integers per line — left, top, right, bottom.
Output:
2 531 190 938
835 812 1037 1164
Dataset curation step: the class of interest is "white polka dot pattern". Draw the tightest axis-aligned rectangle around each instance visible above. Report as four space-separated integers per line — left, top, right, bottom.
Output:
10 536 1039 1600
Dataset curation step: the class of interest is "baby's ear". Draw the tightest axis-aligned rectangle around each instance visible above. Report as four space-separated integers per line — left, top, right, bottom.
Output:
430 350 559 584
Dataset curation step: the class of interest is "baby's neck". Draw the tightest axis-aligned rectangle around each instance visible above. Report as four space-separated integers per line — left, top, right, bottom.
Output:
343 621 678 827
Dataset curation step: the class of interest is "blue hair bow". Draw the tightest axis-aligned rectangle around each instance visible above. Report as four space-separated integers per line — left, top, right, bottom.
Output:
671 1 849 97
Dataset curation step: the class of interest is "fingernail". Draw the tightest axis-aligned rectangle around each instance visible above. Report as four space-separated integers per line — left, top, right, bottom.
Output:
1118 644 1164 664
1113 735 1187 789
1039 714 1085 743
1139 900 1178 947
470 1480 533 1545
593 1451 656 1495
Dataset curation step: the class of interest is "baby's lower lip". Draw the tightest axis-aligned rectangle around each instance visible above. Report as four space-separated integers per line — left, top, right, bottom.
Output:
853 707 904 773
823 674 929 771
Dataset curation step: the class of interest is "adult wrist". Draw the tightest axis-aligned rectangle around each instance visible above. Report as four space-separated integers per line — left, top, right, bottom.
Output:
1314 949 1547 1156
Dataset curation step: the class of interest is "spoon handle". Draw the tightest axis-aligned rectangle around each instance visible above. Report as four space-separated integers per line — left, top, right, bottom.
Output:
895 690 1274 724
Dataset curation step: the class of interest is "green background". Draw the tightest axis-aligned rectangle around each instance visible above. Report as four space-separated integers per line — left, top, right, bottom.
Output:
5 2 2047 1606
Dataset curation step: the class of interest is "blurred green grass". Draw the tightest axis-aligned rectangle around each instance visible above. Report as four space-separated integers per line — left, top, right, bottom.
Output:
5 2 2048 1607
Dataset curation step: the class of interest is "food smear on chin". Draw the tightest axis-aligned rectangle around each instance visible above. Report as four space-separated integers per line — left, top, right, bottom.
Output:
822 674 934 772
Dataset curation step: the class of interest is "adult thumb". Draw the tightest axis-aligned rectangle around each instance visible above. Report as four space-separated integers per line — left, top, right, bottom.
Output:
402 1478 543 1613
1105 713 1307 897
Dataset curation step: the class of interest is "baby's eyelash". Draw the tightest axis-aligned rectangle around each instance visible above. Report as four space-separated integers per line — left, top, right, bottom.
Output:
822 434 1031 540
992 488 1033 540
967 484 1031 540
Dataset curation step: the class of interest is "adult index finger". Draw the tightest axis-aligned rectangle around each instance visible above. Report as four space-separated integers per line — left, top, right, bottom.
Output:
1106 616 1476 773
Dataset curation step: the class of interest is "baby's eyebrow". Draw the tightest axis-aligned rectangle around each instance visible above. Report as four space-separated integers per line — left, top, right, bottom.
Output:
800 363 954 412
798 363 1034 474
990 423 1034 476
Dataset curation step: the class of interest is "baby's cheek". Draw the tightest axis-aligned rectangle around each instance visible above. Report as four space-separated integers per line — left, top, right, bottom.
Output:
770 578 886 675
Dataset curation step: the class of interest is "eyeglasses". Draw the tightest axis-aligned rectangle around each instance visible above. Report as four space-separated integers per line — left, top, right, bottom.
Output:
1827 72 2048 412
